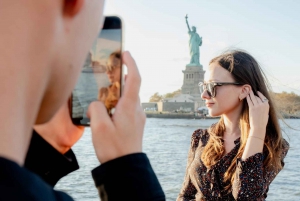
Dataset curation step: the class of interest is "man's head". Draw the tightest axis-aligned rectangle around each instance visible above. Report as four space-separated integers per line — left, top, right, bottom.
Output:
0 0 105 123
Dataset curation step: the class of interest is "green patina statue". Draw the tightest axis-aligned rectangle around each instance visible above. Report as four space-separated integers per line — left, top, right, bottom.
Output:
185 14 202 66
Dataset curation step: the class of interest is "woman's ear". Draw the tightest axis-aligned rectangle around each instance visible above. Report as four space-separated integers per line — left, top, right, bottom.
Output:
239 84 251 101
63 0 84 17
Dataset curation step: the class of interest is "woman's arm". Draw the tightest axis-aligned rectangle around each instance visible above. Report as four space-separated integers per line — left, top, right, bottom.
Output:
242 128 265 160
232 139 289 200
242 91 269 160
177 129 205 201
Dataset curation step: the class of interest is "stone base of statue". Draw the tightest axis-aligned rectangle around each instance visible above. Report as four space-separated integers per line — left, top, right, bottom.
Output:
181 64 205 95
186 63 202 67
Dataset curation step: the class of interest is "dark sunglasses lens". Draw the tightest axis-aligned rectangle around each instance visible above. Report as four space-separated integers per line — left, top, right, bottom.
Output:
207 83 214 97
199 82 213 97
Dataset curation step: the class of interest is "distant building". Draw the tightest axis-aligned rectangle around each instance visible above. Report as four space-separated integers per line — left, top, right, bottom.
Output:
157 102 194 112
141 103 158 111
141 101 194 113
197 106 209 116
163 94 194 103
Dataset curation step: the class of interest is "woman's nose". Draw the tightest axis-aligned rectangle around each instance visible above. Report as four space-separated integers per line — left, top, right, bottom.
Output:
201 90 211 100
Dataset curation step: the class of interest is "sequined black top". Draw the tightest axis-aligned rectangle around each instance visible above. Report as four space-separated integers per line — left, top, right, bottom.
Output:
177 129 289 201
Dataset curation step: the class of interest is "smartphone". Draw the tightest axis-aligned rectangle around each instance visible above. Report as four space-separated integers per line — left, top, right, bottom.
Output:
71 16 122 126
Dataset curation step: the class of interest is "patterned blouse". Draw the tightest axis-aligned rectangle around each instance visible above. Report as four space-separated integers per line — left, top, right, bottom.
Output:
177 129 289 201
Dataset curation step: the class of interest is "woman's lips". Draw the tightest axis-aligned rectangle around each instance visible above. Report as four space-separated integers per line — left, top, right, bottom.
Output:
206 103 214 107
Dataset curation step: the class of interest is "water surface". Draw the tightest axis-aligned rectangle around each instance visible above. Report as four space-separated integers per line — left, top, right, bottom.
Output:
56 119 300 201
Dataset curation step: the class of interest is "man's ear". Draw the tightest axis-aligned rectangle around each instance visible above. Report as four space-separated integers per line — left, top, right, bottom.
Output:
63 0 84 17
239 84 251 101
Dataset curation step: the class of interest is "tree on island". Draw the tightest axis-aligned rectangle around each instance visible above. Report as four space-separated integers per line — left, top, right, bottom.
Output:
149 92 163 102
272 91 300 116
164 89 181 99
149 89 181 102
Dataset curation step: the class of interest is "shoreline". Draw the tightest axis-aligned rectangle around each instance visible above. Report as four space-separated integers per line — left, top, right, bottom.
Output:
145 112 219 119
145 112 300 119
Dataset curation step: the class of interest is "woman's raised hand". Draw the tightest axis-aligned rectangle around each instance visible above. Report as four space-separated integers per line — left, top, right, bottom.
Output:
246 90 270 133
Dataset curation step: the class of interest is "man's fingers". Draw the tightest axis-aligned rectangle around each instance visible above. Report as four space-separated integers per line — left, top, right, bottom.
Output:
122 51 141 102
87 101 113 129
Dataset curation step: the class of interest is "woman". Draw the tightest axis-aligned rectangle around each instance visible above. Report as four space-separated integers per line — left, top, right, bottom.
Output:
98 51 121 115
177 50 289 201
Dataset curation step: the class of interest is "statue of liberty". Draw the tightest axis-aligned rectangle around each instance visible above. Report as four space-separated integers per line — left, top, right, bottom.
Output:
185 15 202 66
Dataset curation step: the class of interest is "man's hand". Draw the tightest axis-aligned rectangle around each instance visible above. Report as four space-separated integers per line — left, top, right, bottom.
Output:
34 101 85 154
87 51 146 164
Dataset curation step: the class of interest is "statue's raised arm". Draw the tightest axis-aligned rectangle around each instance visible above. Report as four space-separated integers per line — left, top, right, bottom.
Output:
185 14 191 32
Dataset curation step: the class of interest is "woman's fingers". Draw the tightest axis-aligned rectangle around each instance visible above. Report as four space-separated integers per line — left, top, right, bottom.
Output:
248 90 269 105
257 91 268 103
249 90 259 105
246 90 269 109
246 95 253 107
247 91 270 130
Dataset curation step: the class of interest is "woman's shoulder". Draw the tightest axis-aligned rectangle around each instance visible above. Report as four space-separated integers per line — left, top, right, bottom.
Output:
191 128 210 149
281 138 290 158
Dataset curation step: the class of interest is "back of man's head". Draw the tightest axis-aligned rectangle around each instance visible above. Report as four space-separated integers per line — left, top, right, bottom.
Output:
0 0 105 165
0 0 105 123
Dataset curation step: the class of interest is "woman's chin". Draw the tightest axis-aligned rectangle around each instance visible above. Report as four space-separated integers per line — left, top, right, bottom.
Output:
208 110 221 117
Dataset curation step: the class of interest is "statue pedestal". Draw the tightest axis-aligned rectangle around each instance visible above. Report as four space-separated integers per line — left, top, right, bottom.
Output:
181 64 205 95
186 63 202 67
185 64 203 71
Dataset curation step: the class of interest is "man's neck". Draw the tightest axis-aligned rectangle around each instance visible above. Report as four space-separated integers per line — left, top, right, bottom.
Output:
0 65 47 166
0 0 60 166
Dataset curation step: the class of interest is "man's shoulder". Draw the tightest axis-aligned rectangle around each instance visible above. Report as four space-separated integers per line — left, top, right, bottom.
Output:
0 157 73 201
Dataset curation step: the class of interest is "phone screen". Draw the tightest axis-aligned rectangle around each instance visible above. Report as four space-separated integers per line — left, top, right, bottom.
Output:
71 16 122 126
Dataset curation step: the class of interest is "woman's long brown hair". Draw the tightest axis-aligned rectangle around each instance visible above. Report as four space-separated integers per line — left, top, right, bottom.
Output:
200 50 285 191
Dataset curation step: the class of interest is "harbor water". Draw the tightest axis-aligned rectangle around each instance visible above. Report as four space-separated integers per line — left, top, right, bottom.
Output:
55 119 300 201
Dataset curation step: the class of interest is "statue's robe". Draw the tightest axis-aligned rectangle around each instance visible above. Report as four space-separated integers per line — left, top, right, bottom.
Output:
188 31 202 65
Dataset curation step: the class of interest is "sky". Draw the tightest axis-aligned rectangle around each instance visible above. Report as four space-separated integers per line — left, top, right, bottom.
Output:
103 0 300 102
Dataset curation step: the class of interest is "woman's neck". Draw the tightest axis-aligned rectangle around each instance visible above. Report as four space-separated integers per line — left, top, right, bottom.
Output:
222 114 241 138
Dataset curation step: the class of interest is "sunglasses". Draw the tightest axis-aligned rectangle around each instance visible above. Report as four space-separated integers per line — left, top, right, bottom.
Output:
198 82 243 98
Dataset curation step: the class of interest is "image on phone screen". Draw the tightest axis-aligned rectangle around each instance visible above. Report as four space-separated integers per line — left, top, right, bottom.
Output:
71 17 122 125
